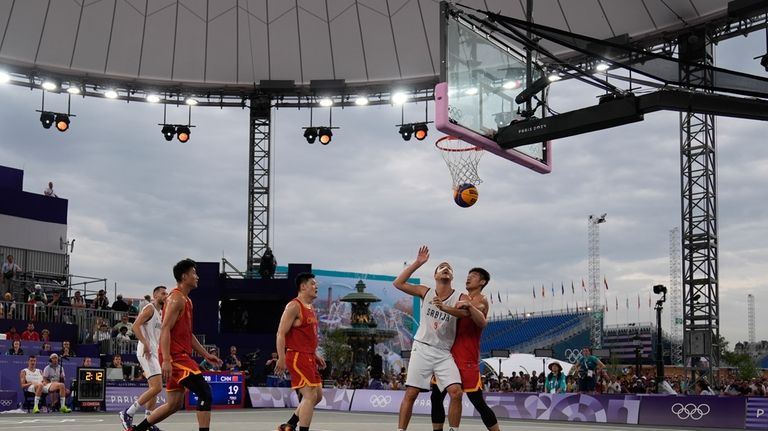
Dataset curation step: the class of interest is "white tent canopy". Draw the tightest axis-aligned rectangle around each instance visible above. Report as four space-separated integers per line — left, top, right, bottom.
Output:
482 353 573 377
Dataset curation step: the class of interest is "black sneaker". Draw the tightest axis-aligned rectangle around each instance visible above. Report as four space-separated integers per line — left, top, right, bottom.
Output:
119 410 133 430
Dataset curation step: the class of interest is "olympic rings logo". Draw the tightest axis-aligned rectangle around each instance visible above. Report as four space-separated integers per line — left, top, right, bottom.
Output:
0 400 13 406
671 403 711 420
369 394 392 408
564 349 583 363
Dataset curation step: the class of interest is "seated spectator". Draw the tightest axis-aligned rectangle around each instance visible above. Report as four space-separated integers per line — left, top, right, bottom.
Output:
264 352 278 375
91 290 110 310
5 325 20 341
39 342 53 356
112 314 133 337
20 355 71 413
115 326 131 347
21 322 41 341
7 339 24 355
60 340 76 358
111 295 129 312
40 328 50 342
2 292 16 319
200 348 222 371
43 181 58 198
94 323 111 342
43 353 69 409
224 345 242 371
71 291 85 309
109 354 123 368
82 357 93 367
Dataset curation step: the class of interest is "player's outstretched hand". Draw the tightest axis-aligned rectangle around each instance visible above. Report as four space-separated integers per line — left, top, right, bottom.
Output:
415 245 430 266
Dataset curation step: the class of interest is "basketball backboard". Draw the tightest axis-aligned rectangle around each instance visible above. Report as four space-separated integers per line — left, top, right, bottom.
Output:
435 4 552 174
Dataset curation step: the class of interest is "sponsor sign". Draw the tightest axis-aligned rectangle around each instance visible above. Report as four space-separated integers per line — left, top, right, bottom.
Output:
746 397 768 430
105 385 167 412
0 390 17 411
350 389 476 416
638 395 745 429
482 392 639 424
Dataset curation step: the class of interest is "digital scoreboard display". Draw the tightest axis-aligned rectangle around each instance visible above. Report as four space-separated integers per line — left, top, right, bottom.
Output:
186 372 244 409
76 367 106 403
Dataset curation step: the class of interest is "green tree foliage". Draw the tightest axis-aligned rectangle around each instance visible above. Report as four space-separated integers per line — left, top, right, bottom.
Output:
319 329 353 375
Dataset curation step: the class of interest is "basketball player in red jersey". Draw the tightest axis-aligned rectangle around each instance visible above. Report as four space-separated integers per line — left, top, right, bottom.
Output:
127 259 222 431
275 273 325 431
431 268 500 431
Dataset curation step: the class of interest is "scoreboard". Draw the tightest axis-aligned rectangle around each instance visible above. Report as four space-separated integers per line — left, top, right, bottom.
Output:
186 372 244 409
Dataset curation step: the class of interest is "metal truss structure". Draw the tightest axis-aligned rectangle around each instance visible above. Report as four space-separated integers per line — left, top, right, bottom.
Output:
246 97 271 276
588 213 607 348
669 227 683 366
748 294 756 344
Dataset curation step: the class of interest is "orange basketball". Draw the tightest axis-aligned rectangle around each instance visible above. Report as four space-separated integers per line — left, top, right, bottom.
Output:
453 183 479 207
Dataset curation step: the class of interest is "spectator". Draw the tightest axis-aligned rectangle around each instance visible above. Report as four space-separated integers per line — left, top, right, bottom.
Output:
115 326 131 346
2 254 22 291
224 345 242 371
43 181 58 198
2 292 16 319
91 290 110 310
127 298 139 315
40 329 50 342
48 291 65 307
695 379 715 395
5 325 20 341
39 343 53 356
28 284 48 303
110 354 123 368
20 355 71 413
60 340 76 358
200 347 222 371
258 248 277 279
545 362 567 394
265 352 279 375
82 357 93 367
111 294 129 312
112 314 133 337
7 339 24 355
21 322 41 341
71 291 85 309
94 323 111 342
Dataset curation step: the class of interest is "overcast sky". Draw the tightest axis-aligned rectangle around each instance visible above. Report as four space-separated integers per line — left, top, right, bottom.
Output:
2 33 767 345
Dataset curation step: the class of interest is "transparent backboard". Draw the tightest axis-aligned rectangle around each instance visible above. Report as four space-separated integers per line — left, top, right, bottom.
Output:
435 8 552 174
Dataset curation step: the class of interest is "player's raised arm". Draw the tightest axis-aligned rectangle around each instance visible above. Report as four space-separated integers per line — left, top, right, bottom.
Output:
393 245 430 298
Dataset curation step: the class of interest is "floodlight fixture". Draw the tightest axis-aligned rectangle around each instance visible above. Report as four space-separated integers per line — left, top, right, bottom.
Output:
161 124 176 141
319 97 333 107
0 71 10 84
547 73 562 82
41 80 58 91
54 114 70 132
176 125 191 142
502 79 521 89
185 97 198 106
146 94 161 103
105 89 118 99
414 123 428 141
464 87 479 95
66 86 81 95
392 92 409 105
39 111 55 129
354 96 369 106
303 127 318 144
318 127 333 145
595 62 610 72
399 124 414 141
653 284 667 295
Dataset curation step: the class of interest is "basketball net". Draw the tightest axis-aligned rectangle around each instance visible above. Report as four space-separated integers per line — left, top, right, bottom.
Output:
435 136 483 188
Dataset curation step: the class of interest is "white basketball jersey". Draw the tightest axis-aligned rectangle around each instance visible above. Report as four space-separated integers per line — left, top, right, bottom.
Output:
414 288 460 350
23 368 43 385
137 303 162 354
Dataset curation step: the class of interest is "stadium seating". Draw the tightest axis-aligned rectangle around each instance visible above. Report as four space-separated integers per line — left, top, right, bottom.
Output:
480 312 589 354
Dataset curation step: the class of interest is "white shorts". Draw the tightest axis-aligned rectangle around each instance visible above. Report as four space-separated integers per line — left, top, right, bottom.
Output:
405 340 461 391
138 352 162 379
27 383 52 394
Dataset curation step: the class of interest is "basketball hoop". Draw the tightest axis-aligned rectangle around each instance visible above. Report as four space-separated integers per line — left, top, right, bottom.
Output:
435 136 483 188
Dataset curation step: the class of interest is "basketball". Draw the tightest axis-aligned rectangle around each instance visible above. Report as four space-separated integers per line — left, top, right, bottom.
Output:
453 183 479 207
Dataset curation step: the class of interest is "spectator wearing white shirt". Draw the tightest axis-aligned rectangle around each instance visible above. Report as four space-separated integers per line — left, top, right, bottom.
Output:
43 181 58 197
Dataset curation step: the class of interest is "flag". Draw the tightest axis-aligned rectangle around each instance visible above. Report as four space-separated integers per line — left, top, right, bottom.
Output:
542 285 545 297
615 297 618 310
533 286 536 299
498 292 502 303
637 294 641 309
490 294 494 304
571 281 575 294
551 285 555 297
604 276 609 290
626 298 629 309
649 293 652 308
566 303 569 312
581 279 587 292
561 282 565 295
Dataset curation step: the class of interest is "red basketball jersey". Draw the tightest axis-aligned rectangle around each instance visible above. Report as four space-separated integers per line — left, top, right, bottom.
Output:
163 289 194 357
285 298 318 353
451 315 482 369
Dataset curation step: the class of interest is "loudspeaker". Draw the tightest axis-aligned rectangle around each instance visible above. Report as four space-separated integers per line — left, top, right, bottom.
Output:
678 30 707 63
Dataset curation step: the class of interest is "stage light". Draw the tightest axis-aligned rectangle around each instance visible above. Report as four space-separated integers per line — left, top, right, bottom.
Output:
185 97 198 106
105 89 118 99
547 73 562 82
54 114 70 132
39 111 55 129
414 123 428 141
319 98 333 107
392 92 408 105
399 124 414 141
66 86 81 95
41 80 57 91
146 94 160 103
595 62 610 72
502 79 521 89
303 127 318 144
161 124 176 141
0 71 10 84
318 127 332 145
176 125 191 142
354 96 369 106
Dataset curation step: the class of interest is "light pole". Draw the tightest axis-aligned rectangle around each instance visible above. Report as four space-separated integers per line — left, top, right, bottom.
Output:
653 284 667 393
633 334 642 377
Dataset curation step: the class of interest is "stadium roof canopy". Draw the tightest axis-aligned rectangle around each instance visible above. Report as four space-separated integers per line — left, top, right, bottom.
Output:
0 0 735 98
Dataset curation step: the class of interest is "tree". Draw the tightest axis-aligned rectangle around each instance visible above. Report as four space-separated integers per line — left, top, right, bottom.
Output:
319 329 353 377
722 350 760 381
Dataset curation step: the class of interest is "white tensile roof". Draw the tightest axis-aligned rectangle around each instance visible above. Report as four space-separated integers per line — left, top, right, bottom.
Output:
0 0 728 91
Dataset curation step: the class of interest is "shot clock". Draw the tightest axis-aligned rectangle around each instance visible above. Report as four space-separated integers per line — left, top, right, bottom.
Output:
76 367 106 407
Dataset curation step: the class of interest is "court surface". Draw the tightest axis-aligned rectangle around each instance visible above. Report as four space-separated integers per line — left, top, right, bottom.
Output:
0 408 722 431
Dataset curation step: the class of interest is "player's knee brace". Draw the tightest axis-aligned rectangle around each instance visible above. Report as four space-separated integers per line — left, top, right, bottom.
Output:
183 373 212 411
467 391 497 428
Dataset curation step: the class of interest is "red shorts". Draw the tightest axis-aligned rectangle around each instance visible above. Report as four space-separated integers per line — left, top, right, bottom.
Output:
287 350 321 389
455 359 481 392
165 353 201 392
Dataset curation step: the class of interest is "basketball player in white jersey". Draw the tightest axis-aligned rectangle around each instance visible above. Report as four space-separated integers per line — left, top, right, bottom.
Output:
393 246 464 431
120 286 167 430
20 355 71 413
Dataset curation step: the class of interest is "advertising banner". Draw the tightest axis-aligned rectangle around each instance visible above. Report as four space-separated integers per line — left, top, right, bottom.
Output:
349 389 476 416
105 384 167 412
638 395 745 429
746 397 768 430
482 392 640 424
247 387 355 411
0 390 17 411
